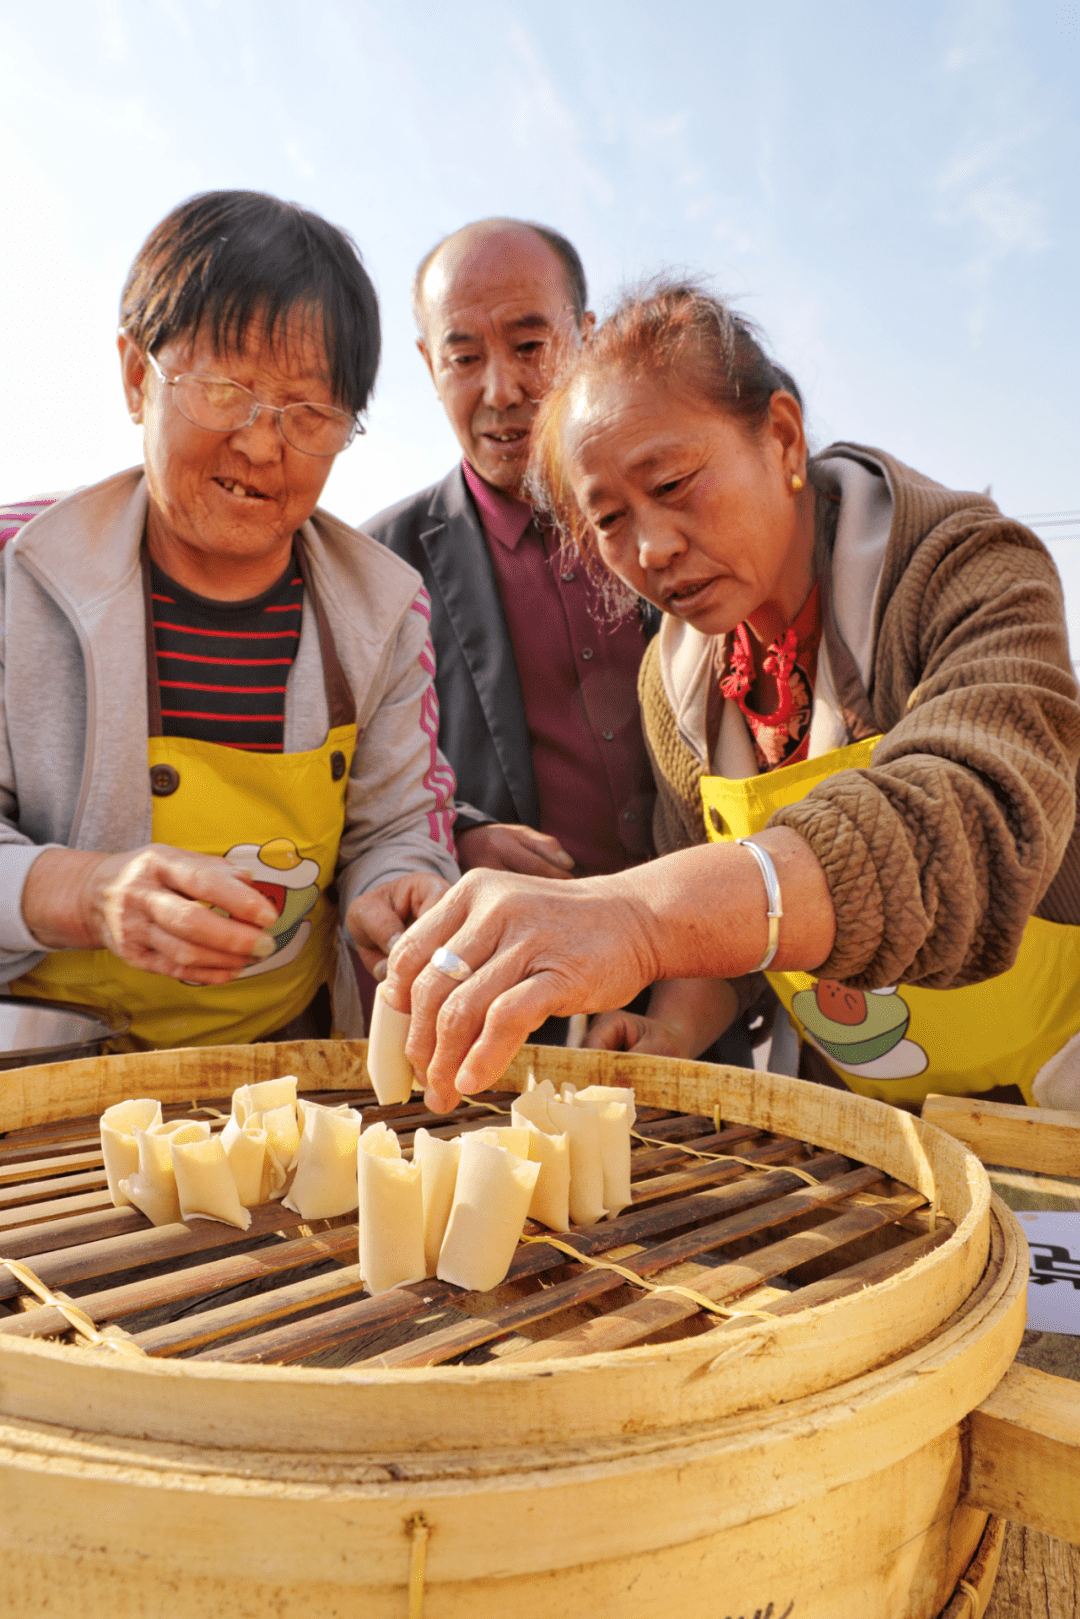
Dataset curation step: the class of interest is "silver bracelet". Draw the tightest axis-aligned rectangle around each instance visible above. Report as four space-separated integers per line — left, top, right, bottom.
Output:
735 838 784 972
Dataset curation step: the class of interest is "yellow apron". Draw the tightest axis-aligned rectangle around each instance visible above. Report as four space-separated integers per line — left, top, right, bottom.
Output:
702 737 1080 1105
13 545 357 1050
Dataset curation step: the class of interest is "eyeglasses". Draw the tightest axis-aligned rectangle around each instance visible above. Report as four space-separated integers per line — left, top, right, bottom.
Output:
144 351 363 456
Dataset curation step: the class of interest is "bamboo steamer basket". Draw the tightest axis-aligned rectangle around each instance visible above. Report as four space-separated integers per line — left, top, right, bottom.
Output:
0 1041 1076 1619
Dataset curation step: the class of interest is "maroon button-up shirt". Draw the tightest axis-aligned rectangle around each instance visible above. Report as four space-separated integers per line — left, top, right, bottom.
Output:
462 461 654 876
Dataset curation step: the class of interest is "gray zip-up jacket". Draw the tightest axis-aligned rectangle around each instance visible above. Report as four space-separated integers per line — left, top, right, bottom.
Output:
0 469 460 992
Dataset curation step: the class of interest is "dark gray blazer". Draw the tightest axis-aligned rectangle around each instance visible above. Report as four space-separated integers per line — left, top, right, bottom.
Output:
363 465 539 832
364 464 658 836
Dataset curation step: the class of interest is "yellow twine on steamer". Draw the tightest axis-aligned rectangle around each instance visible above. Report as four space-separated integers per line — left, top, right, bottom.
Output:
406 1513 430 1619
0 1257 146 1357
518 1234 777 1323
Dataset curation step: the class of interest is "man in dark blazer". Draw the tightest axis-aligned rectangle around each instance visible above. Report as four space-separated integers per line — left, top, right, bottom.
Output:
364 217 656 885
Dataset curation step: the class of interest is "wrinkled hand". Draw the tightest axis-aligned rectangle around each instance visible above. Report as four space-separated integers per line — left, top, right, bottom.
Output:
345 871 452 980
24 844 281 984
584 1009 691 1059
456 823 575 879
382 868 660 1113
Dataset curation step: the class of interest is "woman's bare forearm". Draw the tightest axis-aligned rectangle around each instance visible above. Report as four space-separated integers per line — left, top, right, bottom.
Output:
601 828 836 983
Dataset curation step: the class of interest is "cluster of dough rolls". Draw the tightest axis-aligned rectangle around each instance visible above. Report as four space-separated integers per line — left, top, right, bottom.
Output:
98 1013 635 1296
99 1077 363 1233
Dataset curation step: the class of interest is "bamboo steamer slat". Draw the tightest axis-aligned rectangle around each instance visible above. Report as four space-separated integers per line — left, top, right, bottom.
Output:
0 1042 1029 1618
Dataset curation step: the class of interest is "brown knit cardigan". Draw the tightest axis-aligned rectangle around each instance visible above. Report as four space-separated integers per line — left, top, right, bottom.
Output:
640 444 1080 991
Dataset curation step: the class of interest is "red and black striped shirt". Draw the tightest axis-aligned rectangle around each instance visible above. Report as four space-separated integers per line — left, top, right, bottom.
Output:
150 555 304 752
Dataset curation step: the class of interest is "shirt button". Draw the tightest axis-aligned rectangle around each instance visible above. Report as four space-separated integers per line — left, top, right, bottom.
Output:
581 647 594 660
562 570 576 582
150 763 180 797
601 730 614 741
623 809 637 823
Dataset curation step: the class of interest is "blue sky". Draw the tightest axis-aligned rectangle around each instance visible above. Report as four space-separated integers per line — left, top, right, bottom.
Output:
2 0 1078 630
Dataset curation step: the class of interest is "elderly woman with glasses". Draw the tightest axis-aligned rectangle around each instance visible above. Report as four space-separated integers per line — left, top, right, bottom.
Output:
0 189 457 1049
357 281 1080 1116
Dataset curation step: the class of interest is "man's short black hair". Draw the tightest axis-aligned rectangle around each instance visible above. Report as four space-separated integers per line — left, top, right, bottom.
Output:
120 190 380 415
412 218 588 331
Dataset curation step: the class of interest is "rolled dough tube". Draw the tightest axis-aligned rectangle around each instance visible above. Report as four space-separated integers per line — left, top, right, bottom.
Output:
262 1101 302 1199
232 1075 298 1125
366 983 416 1104
471 1125 531 1158
220 1114 270 1207
574 1084 637 1128
172 1133 252 1230
510 1108 571 1232
284 1102 364 1219
357 1122 425 1293
414 1128 462 1276
515 1085 606 1226
119 1120 209 1227
572 1095 632 1218
100 1098 162 1207
436 1136 540 1292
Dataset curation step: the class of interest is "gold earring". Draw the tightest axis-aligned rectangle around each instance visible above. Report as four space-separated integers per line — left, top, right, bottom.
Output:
791 474 804 492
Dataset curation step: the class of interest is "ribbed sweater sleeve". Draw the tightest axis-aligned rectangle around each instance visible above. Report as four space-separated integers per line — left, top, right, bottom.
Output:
772 505 1080 988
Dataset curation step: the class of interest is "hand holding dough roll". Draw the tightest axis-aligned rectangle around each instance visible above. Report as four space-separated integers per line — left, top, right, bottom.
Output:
284 1102 363 1219
414 1129 462 1275
119 1120 209 1227
436 1135 540 1292
172 1133 252 1230
510 1107 571 1232
357 1122 425 1293
100 1098 162 1207
367 983 416 1104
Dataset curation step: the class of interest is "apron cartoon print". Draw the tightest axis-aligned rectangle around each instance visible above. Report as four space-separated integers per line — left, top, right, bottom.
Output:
13 543 357 1050
701 735 1080 1106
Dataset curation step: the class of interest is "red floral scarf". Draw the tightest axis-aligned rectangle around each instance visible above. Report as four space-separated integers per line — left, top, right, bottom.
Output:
719 585 822 772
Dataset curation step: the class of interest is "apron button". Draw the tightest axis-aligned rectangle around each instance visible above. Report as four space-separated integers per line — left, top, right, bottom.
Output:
330 750 347 781
150 763 180 797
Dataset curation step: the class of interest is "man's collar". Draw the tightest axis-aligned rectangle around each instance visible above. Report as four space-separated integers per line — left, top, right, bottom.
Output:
461 458 534 550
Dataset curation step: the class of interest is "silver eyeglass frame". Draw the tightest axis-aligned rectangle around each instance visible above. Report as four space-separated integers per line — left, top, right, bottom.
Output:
142 349 364 456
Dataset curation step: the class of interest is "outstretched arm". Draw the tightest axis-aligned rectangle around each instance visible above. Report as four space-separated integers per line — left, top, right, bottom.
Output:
374 827 834 1111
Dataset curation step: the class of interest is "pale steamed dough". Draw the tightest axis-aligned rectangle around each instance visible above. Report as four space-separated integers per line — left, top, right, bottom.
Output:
437 1135 540 1292
366 983 416 1104
565 1088 633 1218
284 1102 363 1219
220 1113 272 1207
100 1060 634 1289
231 1075 298 1125
261 1101 302 1198
357 1122 425 1293
517 1079 606 1226
510 1107 572 1232
99 1098 162 1207
119 1120 210 1226
471 1125 532 1158
172 1133 252 1231
414 1129 462 1275
572 1084 638 1127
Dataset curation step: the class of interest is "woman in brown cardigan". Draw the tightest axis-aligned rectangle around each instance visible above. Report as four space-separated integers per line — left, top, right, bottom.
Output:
357 282 1080 1114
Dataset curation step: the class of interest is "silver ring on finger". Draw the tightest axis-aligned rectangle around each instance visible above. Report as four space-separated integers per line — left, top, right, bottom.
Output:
431 945 474 982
